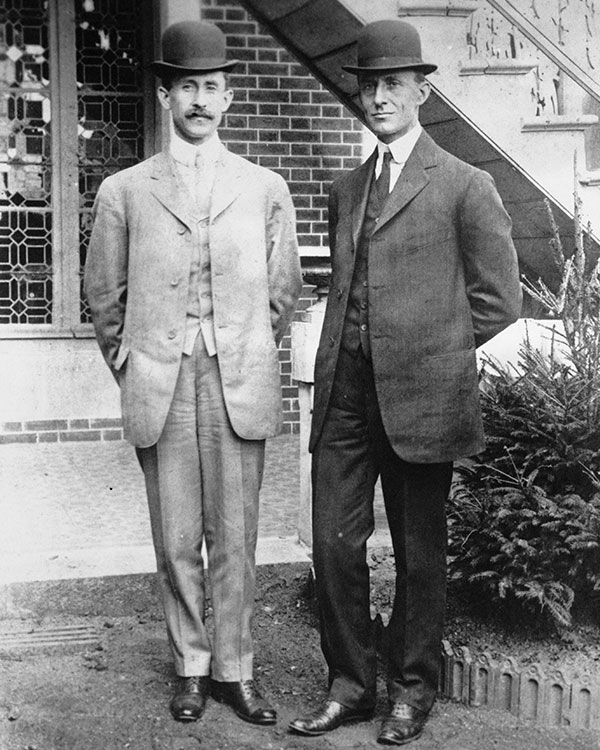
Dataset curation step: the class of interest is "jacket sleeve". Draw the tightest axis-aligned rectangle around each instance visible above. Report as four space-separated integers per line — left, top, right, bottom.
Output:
459 169 523 347
83 176 129 380
266 174 302 345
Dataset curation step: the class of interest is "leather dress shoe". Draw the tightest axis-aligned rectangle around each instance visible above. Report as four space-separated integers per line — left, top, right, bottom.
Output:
169 675 210 722
211 679 276 725
377 703 429 745
289 699 373 736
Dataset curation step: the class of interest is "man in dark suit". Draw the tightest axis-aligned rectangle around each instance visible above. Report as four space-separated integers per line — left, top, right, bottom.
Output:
290 19 522 746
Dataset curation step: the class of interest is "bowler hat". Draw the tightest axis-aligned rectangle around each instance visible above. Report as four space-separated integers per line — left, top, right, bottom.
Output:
150 21 239 77
343 20 437 75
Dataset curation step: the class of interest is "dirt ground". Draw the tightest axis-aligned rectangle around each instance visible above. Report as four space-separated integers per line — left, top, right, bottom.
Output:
1 555 598 750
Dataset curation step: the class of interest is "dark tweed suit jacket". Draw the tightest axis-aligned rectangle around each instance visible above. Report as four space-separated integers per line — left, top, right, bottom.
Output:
310 130 522 462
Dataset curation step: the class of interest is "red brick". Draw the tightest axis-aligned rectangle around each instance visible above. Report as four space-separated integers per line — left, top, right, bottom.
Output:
258 103 280 116
258 156 280 168
225 7 246 21
231 103 258 115
291 169 312 181
253 89 289 103
59 431 103 442
280 76 320 91
0 433 37 444
297 234 322 246
39 432 59 443
227 35 248 48
281 130 320 143
251 116 290 130
290 91 311 104
202 8 225 21
257 76 281 90
220 128 258 141
343 131 363 143
220 21 256 35
230 75 258 88
25 419 68 432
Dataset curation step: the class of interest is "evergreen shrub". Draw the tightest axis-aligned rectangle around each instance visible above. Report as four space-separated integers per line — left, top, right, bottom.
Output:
447 194 600 628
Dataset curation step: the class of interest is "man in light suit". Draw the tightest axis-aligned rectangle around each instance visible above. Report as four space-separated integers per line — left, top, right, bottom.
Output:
85 21 301 726
290 20 522 746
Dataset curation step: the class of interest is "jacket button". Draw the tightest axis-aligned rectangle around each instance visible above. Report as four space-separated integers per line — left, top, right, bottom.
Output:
168 330 177 339
360 324 368 332
170 278 179 287
336 288 343 299
329 336 335 347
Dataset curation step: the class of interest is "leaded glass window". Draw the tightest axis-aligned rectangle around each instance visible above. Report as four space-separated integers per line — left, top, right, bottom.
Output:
0 0 152 331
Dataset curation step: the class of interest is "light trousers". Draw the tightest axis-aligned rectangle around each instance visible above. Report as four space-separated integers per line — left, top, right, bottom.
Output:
137 335 265 680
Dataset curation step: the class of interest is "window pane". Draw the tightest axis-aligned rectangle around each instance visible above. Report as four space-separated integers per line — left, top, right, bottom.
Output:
76 0 146 323
0 0 53 325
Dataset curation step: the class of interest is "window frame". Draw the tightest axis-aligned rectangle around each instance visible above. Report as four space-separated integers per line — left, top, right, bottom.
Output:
0 0 156 340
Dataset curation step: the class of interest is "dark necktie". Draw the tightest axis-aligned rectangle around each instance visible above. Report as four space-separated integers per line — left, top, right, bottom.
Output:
375 150 392 203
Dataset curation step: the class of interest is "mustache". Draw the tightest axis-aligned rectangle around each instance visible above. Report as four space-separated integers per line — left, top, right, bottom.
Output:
186 109 213 119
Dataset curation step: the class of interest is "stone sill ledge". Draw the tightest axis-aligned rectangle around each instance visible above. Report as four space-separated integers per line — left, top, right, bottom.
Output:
460 59 537 75
522 114 599 132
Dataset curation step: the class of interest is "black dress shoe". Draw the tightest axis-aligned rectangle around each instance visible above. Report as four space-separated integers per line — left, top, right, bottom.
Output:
211 679 276 725
377 703 429 745
169 675 210 722
289 699 374 736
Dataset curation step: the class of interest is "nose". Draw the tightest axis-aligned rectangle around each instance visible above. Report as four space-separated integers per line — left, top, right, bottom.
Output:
191 88 208 107
373 80 388 105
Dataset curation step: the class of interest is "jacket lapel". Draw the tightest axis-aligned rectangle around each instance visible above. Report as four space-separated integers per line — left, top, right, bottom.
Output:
210 148 244 221
350 151 377 251
149 152 196 231
375 131 438 231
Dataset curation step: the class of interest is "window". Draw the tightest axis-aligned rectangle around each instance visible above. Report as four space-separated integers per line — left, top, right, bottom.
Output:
0 0 153 333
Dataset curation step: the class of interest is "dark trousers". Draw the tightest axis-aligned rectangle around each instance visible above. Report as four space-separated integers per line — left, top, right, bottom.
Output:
311 347 452 713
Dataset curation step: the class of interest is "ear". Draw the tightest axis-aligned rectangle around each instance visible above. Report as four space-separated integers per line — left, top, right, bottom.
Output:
417 79 431 106
157 86 171 112
222 88 234 113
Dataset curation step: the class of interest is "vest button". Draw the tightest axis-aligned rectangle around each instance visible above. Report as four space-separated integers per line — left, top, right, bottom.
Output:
328 336 335 347
360 324 368 332
170 279 179 287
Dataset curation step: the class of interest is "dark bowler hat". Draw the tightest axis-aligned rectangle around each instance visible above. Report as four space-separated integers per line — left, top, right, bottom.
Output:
150 21 239 77
343 19 437 75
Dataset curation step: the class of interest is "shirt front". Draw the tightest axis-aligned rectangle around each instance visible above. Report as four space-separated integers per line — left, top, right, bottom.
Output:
375 123 422 192
170 130 222 357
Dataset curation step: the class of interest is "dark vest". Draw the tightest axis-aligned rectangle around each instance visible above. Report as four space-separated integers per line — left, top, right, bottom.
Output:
340 166 388 358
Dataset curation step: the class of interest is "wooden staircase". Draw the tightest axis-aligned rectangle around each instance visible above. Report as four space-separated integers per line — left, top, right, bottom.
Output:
238 0 600 299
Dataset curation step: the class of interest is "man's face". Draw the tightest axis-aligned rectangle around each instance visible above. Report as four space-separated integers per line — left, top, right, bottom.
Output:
358 70 430 143
157 71 233 144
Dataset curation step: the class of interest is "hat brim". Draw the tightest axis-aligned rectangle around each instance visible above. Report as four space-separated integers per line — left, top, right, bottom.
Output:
342 62 437 75
150 59 239 76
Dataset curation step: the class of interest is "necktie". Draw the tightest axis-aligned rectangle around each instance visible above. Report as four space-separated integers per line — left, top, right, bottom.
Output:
376 150 392 203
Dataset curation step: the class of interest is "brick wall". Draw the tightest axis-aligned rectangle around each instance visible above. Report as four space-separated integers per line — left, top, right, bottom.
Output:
204 0 364 433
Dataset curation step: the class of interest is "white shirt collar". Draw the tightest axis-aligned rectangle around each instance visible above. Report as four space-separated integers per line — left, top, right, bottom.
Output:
377 123 422 166
169 130 222 168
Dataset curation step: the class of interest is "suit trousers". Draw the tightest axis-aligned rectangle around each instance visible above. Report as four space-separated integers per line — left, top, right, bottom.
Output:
136 334 265 680
311 346 452 713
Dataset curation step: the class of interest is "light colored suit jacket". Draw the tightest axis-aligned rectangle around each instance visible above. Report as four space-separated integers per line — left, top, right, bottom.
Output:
310 131 522 462
85 147 302 448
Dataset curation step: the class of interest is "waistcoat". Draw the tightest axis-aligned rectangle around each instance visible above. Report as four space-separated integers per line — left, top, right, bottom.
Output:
341 168 387 358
